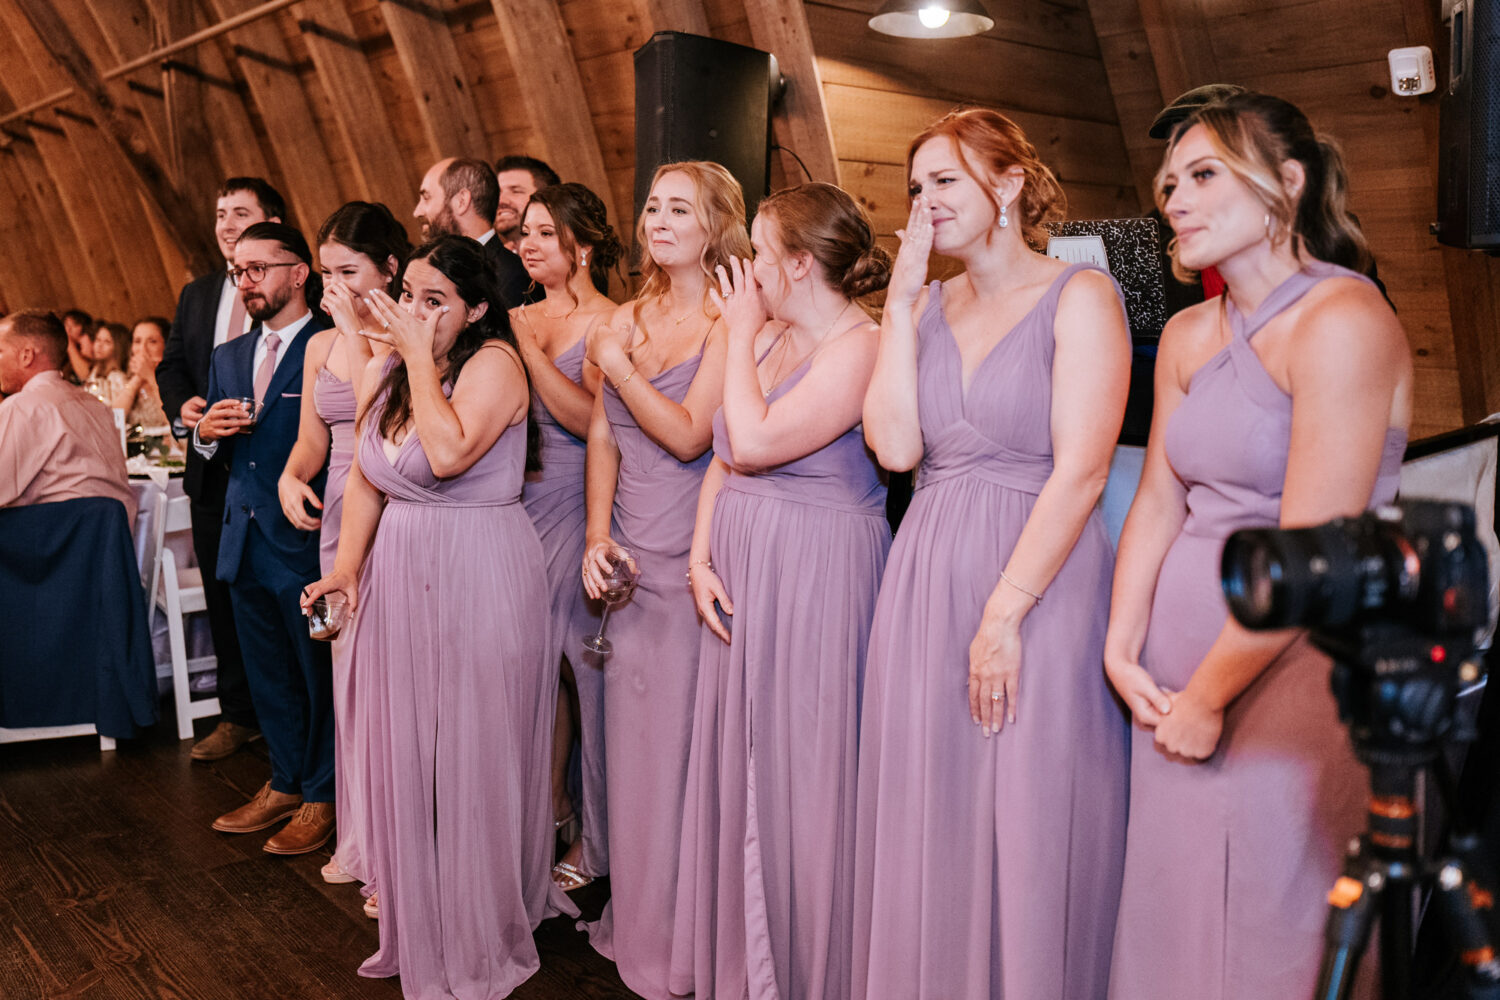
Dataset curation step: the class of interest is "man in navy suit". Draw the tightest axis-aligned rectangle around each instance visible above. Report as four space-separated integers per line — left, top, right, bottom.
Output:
194 221 335 854
158 177 286 762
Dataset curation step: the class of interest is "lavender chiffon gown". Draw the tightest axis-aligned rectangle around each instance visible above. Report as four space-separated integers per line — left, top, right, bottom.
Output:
352 362 577 998
520 337 607 876
851 265 1130 1000
313 366 370 883
1108 262 1405 1000
581 349 712 999
671 358 890 1000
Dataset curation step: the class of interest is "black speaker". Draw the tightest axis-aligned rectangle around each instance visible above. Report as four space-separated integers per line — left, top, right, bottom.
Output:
1437 0 1500 250
633 32 777 233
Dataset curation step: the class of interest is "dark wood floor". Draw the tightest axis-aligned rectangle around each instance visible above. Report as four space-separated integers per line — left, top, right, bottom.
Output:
0 715 636 1000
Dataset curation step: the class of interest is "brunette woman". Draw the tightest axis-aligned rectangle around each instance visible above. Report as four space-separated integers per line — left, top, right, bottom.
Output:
671 182 892 999
278 201 410 893
1105 92 1411 1000
303 236 574 997
510 182 623 893
113 318 173 430
578 161 749 999
853 108 1133 999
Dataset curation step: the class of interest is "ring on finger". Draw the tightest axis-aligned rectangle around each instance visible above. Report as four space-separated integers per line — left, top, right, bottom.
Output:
990 692 1003 701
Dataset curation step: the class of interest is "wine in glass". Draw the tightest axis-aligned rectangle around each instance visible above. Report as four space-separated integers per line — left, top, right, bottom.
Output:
583 547 639 655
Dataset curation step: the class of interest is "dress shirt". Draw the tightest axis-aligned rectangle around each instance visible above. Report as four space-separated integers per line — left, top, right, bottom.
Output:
475 228 495 246
0 370 136 524
193 311 314 459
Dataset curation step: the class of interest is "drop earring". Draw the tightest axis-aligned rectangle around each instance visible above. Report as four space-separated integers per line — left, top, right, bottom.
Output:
999 204 1010 229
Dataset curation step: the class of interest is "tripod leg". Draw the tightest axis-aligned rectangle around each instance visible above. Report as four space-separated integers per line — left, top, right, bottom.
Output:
1316 870 1381 1000
1432 860 1500 999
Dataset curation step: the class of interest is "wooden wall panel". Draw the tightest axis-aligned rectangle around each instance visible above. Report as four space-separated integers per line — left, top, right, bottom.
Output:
0 150 73 308
377 0 488 162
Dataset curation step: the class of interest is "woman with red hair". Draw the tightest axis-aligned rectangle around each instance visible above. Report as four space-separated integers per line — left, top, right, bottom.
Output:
853 108 1132 998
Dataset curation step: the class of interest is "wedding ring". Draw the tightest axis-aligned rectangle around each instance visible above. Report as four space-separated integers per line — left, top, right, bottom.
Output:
990 692 1002 701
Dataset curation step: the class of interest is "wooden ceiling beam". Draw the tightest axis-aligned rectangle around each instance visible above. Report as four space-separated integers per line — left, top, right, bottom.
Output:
0 153 73 309
1133 0 1220 104
202 0 343 232
1085 0 1170 210
642 0 711 36
376 0 489 163
486 0 623 229
10 0 219 284
742 0 841 186
297 0 416 217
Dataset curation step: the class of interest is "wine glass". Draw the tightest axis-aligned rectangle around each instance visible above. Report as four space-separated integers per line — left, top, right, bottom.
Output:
583 547 640 655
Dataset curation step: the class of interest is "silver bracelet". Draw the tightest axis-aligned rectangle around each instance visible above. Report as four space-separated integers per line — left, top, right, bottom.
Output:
999 569 1042 604
684 558 712 585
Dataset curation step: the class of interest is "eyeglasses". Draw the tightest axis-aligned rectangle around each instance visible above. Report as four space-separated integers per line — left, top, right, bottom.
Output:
228 261 299 286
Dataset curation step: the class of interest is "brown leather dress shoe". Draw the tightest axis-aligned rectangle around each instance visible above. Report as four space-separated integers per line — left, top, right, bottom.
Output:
212 782 302 834
190 721 263 762
263 801 336 855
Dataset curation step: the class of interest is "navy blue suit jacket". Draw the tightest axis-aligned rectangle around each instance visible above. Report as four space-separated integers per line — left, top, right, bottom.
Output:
203 316 330 584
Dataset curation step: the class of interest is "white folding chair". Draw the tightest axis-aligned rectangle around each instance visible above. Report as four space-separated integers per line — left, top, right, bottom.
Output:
150 494 221 739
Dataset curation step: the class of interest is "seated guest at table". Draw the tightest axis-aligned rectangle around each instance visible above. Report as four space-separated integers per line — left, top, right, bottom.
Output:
111 318 174 431
61 309 92 384
0 310 135 524
195 221 336 855
85 321 131 407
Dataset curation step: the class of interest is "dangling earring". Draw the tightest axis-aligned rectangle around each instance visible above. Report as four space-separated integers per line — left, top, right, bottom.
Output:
1264 212 1273 239
580 251 589 267
999 203 1010 229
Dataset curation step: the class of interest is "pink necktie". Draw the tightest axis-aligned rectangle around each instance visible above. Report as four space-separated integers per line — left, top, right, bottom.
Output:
225 289 250 342
254 332 282 406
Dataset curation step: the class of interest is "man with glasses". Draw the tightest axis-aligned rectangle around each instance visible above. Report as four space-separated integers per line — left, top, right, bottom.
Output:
158 177 285 762
194 221 336 855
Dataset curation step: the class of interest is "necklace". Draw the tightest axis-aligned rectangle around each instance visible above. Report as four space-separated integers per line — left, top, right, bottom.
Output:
660 293 704 327
761 302 855 398
528 299 578 322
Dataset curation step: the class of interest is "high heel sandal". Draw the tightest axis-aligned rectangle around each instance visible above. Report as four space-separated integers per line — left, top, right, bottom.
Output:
363 892 379 919
551 860 593 892
321 857 357 885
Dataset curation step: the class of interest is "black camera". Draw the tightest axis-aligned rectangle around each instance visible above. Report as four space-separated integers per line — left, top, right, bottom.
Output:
1222 499 1488 639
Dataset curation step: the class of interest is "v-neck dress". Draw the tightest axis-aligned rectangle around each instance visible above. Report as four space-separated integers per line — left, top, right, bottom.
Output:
851 264 1130 999
312 366 370 884
1108 261 1405 1000
351 356 576 998
581 345 714 1000
520 336 608 877
670 353 890 1000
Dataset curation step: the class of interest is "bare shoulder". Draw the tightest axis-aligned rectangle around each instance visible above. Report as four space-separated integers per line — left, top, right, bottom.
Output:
1295 276 1407 357
306 327 337 366
1055 267 1124 317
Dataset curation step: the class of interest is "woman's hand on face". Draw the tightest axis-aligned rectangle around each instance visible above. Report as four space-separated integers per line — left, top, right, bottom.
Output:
277 472 323 531
968 610 1022 737
1152 687 1223 761
322 282 365 338
581 534 627 600
689 562 733 644
1104 654 1173 728
300 568 358 616
585 321 632 383
708 256 767 342
362 288 443 360
887 194 935 310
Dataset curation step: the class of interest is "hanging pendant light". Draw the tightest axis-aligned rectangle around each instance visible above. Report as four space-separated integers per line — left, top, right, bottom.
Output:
868 0 995 38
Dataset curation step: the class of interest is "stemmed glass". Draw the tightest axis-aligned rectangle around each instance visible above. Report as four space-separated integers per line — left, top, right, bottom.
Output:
583 547 640 655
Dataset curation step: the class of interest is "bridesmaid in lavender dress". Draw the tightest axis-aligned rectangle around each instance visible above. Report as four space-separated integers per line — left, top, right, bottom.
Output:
671 183 892 1000
303 235 575 998
277 201 409 893
1104 93 1412 1000
579 161 750 1000
509 183 623 891
854 108 1132 999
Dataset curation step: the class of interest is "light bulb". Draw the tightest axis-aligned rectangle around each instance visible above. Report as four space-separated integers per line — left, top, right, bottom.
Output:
917 6 951 28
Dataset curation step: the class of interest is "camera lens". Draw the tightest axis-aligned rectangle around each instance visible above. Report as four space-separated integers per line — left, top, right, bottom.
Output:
1222 522 1367 630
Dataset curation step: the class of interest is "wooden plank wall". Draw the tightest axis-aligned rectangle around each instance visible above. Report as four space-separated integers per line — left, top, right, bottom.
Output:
0 0 1484 437
1090 0 1470 437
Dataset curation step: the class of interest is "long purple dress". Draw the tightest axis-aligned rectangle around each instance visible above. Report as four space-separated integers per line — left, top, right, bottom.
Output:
670 357 890 1000
581 349 712 999
1108 262 1405 1000
851 264 1130 1000
352 360 577 998
520 337 607 877
313 366 369 884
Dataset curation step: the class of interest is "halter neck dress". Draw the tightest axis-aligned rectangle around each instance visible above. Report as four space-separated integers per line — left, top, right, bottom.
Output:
351 352 576 998
519 335 608 877
580 343 714 1000
670 349 890 1000
851 264 1131 999
1108 261 1405 1000
312 364 368 883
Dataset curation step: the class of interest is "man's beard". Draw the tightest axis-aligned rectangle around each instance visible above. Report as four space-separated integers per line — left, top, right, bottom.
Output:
422 204 458 241
244 285 294 322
